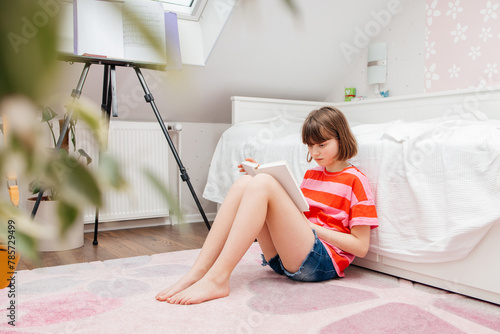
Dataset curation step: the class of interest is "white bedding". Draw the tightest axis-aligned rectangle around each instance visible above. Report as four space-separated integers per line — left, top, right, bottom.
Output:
203 116 500 263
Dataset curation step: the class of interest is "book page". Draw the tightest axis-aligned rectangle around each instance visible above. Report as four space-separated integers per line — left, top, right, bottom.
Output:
122 0 167 65
74 0 124 58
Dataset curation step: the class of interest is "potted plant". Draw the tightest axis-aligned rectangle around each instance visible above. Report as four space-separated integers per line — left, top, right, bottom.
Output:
26 106 94 252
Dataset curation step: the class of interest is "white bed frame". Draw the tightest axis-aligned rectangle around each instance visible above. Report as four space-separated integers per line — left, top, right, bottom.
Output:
231 88 500 305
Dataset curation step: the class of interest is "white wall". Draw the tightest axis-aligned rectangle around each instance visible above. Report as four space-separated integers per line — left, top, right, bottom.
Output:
325 0 426 102
176 122 229 222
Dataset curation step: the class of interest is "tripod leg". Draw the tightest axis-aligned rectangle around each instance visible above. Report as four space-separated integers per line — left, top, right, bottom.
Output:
93 65 114 245
31 62 92 219
134 67 211 230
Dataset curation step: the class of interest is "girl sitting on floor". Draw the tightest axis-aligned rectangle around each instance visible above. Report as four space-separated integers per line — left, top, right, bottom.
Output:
156 106 378 305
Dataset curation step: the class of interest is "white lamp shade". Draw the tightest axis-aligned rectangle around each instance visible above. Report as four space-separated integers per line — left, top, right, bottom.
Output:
367 43 387 84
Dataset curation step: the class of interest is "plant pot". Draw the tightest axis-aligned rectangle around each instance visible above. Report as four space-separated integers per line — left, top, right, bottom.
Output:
26 197 84 252
0 244 20 289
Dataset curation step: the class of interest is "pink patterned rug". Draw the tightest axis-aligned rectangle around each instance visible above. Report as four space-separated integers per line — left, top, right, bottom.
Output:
1 243 499 334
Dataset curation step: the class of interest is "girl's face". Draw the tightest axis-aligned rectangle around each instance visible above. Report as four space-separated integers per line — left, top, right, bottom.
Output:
307 138 346 173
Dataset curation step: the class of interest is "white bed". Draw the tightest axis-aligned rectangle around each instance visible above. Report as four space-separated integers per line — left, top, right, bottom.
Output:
203 88 500 305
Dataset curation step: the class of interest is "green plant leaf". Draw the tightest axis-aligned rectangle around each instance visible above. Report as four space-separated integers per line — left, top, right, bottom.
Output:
42 153 102 207
0 1 60 101
283 0 299 15
68 100 107 148
98 153 126 189
57 201 78 235
0 200 50 261
64 160 102 207
14 231 38 261
29 181 42 195
41 106 58 123
143 169 184 224
78 149 92 165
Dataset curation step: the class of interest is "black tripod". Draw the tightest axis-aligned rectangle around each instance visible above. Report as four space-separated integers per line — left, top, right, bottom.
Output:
31 55 211 245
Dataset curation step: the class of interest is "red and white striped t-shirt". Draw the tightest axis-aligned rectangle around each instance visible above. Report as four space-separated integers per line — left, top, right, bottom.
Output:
300 165 378 277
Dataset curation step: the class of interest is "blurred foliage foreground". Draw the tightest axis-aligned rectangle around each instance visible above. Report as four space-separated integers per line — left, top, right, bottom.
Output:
0 1 128 260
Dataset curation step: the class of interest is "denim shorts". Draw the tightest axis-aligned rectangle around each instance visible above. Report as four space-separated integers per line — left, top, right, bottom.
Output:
261 230 338 282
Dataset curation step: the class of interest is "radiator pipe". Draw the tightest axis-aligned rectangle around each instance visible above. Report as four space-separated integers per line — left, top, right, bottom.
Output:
167 123 182 132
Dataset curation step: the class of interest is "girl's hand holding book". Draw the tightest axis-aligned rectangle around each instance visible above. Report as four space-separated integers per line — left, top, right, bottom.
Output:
238 158 258 173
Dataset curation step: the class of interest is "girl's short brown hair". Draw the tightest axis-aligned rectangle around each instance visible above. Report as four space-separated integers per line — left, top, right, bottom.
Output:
301 106 357 162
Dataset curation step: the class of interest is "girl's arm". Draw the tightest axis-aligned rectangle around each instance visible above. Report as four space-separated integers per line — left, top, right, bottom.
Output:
308 222 371 258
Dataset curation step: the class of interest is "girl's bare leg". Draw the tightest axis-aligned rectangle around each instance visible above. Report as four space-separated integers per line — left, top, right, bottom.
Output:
156 175 253 301
167 174 314 305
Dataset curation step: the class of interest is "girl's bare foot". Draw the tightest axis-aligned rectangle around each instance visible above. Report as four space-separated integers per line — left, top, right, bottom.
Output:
166 275 230 305
156 270 204 301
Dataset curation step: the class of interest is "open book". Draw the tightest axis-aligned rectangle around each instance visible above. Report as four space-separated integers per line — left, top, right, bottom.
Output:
72 0 181 68
241 161 309 212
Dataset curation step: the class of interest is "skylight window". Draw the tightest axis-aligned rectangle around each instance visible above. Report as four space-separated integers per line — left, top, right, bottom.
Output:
156 0 207 20
158 0 236 66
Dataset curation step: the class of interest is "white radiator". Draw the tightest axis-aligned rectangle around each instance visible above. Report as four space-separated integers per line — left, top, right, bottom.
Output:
74 121 176 224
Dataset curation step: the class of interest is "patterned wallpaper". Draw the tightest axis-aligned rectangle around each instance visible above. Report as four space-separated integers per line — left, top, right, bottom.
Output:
425 0 500 92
